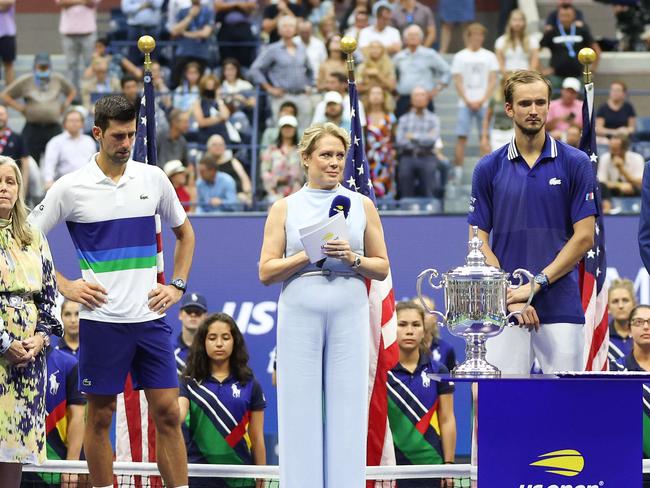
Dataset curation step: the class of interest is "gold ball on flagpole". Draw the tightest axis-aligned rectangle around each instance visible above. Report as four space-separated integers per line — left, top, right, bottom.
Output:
137 35 156 55
578 47 597 66
341 36 358 55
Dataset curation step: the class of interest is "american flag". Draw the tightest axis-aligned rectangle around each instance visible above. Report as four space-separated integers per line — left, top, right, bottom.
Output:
579 81 609 371
115 65 163 484
133 69 165 285
343 79 399 486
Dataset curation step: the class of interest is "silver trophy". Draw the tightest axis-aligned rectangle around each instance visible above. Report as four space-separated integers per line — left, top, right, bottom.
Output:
416 226 535 377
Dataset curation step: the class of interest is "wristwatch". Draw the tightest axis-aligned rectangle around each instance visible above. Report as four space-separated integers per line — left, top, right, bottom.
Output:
533 273 550 291
351 254 362 269
170 278 187 294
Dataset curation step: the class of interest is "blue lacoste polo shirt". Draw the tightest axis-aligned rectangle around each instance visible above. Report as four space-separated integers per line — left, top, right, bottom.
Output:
468 134 598 324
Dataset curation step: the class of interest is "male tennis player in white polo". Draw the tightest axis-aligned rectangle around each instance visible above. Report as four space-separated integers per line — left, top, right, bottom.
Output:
29 94 195 488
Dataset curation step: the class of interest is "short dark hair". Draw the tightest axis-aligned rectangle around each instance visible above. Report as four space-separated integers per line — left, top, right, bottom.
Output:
120 74 139 89
629 305 650 323
94 95 137 131
279 100 298 115
329 72 347 85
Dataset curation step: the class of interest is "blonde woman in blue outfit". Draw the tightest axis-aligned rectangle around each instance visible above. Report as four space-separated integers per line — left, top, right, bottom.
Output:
259 122 390 488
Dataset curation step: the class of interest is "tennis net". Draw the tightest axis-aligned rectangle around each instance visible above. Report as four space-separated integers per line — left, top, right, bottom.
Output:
21 460 475 487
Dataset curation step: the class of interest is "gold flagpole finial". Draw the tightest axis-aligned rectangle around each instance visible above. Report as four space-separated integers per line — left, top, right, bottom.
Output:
341 36 358 82
578 47 597 85
138 35 156 72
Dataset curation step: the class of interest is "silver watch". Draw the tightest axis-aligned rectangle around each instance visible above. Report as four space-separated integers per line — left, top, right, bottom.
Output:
351 254 362 269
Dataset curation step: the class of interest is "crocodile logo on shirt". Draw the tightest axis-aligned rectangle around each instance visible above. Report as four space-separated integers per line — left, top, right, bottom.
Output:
549 178 562 186
140 194 149 200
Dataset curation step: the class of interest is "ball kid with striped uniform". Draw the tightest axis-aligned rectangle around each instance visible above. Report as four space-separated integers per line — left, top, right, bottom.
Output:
21 345 86 487
389 301 456 488
179 312 266 488
609 305 650 488
28 95 196 488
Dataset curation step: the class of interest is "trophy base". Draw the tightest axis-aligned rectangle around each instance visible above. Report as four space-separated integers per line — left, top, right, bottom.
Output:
451 359 501 378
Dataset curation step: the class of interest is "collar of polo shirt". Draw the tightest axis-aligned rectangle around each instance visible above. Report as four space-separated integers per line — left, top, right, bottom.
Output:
507 134 559 162
90 155 138 184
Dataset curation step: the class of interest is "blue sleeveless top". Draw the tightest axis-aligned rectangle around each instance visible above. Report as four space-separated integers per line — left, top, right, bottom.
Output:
285 184 367 274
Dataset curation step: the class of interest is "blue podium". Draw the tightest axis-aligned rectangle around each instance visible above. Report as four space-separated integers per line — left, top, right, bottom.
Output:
444 374 649 487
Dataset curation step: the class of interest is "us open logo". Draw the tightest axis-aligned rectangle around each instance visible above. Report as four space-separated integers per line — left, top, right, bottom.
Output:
518 449 603 488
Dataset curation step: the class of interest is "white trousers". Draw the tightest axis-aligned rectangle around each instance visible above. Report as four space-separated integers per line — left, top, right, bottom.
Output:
485 322 585 374
277 275 369 488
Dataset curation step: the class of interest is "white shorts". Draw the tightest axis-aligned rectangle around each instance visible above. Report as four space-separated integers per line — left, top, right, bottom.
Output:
485 322 585 374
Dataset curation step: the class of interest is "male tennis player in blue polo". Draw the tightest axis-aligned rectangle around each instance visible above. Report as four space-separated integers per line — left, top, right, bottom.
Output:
28 94 195 488
468 70 597 374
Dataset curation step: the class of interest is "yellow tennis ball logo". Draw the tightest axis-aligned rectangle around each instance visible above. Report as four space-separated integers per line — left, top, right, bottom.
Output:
529 449 585 477
323 232 335 241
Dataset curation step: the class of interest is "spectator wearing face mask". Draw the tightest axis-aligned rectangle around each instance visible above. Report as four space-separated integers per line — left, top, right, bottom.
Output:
1 53 76 164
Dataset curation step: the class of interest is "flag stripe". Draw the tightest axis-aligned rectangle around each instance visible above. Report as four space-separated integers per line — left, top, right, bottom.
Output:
579 81 609 371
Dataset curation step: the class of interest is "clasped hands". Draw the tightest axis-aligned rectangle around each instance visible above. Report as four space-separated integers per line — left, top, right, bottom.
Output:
322 239 354 266
4 333 46 368
506 282 541 331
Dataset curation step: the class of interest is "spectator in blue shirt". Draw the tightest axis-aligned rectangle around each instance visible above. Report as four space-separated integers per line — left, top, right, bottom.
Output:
174 292 208 375
196 154 238 213
121 0 164 64
169 0 214 89
468 70 597 374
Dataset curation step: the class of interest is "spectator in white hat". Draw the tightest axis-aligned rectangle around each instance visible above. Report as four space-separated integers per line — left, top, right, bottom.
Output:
163 159 196 213
546 76 583 140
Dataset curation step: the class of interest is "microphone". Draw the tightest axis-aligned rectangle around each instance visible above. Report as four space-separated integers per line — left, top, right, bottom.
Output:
317 195 351 268
329 195 350 219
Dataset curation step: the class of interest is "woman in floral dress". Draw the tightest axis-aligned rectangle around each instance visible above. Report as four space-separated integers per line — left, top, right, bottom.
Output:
0 156 62 487
363 85 397 198
261 115 304 203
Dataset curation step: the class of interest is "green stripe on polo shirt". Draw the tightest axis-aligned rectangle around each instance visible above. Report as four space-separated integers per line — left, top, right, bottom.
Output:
190 403 255 487
78 256 157 273
644 412 650 458
388 396 444 466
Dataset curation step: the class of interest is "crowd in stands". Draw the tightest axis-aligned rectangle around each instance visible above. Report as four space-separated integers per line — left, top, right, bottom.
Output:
0 0 649 213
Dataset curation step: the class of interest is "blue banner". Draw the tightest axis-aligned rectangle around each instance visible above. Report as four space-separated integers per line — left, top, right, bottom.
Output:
478 379 642 487
46 214 645 456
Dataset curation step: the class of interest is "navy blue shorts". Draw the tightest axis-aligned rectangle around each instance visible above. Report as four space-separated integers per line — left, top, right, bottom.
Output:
78 318 178 395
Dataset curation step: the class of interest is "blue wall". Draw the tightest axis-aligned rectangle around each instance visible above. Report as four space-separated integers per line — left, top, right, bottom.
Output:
47 214 644 456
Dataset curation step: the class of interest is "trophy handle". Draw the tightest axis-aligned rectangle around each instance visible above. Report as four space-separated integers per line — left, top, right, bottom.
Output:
505 269 535 321
416 269 447 325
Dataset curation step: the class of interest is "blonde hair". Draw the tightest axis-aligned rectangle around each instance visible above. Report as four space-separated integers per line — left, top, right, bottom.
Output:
298 122 350 169
359 41 395 83
503 9 531 55
361 83 395 114
0 156 33 247
464 22 487 40
608 278 636 304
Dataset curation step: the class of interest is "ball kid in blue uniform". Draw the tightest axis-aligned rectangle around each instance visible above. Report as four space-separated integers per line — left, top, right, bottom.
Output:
179 313 266 488
389 301 456 488
57 300 80 357
174 292 208 375
607 279 635 364
609 305 650 488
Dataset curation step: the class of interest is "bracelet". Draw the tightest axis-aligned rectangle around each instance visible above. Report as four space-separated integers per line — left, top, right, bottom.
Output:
0 331 13 355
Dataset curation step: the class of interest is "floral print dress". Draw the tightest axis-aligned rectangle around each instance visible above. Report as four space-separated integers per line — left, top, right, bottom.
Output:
260 145 304 202
0 220 62 464
365 113 396 198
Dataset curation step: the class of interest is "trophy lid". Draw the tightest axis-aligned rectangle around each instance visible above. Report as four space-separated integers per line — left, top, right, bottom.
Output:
446 226 507 279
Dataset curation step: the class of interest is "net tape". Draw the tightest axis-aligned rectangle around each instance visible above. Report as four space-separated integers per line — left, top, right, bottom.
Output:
22 460 476 480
